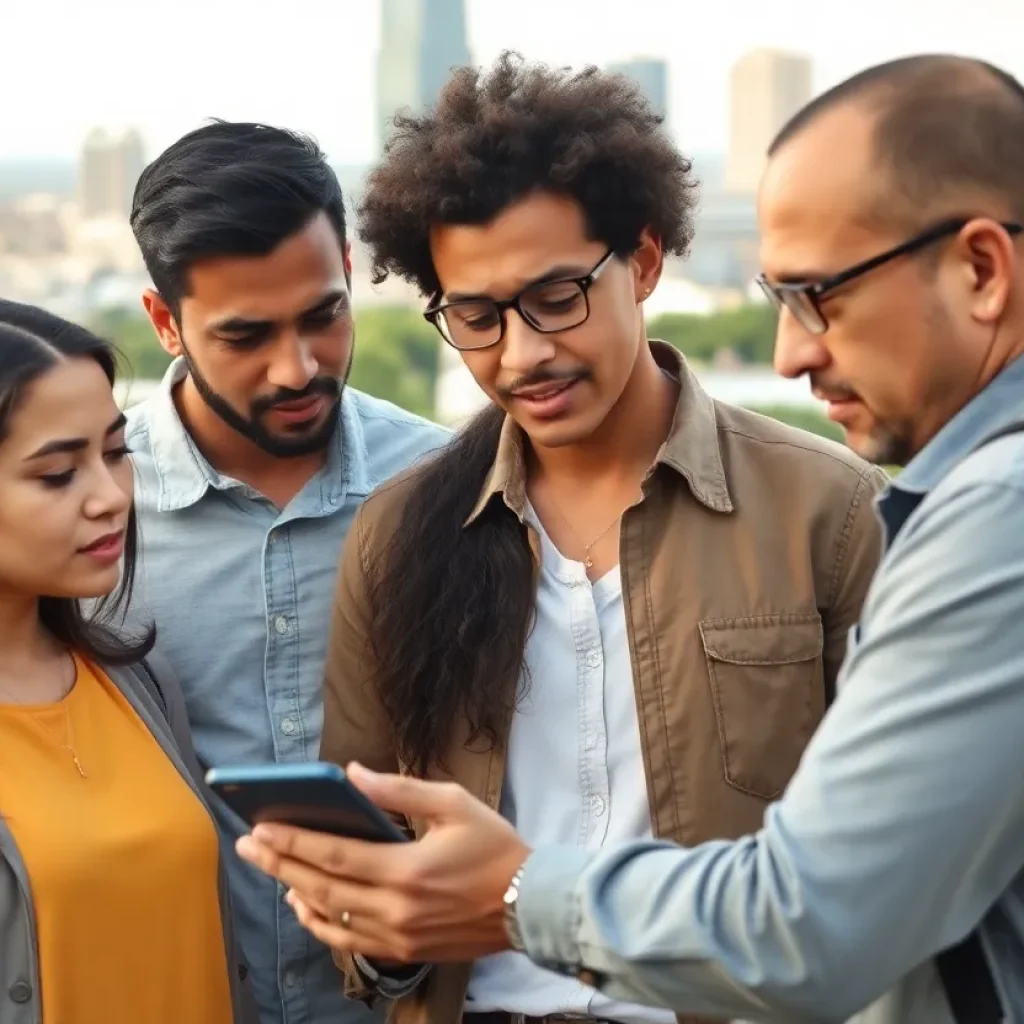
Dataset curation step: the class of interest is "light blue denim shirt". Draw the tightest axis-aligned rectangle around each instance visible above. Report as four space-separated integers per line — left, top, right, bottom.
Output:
122 358 450 1024
516 355 1024 1024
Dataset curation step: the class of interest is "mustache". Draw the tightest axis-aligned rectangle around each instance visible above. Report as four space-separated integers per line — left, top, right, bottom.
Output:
251 376 340 417
498 368 589 399
809 374 859 402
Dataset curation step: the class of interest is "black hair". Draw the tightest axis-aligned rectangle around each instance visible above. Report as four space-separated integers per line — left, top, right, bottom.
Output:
359 49 700 296
130 120 347 311
367 405 532 775
0 299 154 666
359 51 701 774
769 55 1024 223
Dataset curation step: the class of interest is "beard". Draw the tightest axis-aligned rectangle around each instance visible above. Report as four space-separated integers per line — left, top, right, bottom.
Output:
863 298 959 467
181 338 353 459
858 425 914 468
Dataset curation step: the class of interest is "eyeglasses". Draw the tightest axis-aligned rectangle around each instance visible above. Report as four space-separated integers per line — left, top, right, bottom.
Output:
756 217 1024 336
424 249 616 351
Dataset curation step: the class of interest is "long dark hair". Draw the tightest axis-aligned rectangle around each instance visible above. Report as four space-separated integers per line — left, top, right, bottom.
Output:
0 299 154 666
367 404 535 775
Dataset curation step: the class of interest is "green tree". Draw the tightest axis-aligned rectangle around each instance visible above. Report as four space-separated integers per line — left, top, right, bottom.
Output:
89 307 172 380
349 306 440 419
648 303 778 365
748 403 844 443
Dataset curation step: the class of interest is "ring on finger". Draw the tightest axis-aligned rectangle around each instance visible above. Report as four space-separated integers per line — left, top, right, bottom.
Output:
339 909 352 928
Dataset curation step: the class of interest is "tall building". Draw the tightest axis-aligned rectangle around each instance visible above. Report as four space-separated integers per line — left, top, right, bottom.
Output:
77 128 146 221
376 0 471 154
608 58 669 122
724 49 813 195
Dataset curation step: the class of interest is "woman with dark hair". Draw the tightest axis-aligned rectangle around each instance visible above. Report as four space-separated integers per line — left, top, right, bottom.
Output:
0 299 254 1023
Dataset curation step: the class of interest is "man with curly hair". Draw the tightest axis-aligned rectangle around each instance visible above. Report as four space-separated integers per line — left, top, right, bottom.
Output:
241 53 886 1023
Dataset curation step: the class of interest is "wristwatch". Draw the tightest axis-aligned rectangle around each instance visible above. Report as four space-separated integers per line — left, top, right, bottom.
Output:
502 863 527 952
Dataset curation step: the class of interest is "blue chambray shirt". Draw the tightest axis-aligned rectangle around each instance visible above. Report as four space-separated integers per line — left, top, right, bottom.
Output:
516 355 1024 1024
123 358 450 1024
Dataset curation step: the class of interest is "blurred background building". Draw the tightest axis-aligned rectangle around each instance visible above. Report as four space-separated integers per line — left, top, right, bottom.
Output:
0 0 839 429
724 49 814 194
376 0 472 153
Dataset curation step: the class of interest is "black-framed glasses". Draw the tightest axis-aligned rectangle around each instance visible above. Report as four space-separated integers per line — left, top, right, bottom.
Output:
757 217 1024 336
424 249 616 351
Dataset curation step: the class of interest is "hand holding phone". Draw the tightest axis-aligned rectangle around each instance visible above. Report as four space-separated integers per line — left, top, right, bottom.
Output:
205 761 408 843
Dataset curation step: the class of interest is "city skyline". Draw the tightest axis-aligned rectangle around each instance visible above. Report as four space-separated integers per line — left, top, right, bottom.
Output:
376 0 471 154
2 0 1021 164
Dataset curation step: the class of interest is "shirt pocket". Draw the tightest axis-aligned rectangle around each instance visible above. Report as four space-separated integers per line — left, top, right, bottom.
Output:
699 613 824 800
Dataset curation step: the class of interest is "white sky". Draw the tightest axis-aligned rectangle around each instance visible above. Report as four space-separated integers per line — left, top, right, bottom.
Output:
4 0 1022 162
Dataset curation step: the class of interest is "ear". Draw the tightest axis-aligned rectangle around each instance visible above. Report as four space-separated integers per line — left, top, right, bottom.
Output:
631 228 664 305
958 219 1016 326
142 289 184 358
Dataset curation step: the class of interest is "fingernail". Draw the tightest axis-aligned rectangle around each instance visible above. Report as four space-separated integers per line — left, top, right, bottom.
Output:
236 836 255 858
252 824 275 842
347 761 375 778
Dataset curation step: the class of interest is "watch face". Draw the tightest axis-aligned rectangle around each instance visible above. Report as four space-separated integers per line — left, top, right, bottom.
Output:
503 867 526 951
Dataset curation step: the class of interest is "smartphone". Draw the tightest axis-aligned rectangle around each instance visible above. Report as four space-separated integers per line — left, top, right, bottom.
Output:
205 761 409 843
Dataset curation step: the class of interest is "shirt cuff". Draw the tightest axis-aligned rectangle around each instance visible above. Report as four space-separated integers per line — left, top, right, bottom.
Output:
516 846 599 975
352 953 430 998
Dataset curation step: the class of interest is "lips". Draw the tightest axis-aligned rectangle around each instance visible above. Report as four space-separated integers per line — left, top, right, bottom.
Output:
510 378 580 401
273 396 322 413
270 395 327 425
81 531 123 553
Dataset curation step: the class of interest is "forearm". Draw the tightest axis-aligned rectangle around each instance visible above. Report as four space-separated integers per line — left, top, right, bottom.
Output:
517 836 855 1024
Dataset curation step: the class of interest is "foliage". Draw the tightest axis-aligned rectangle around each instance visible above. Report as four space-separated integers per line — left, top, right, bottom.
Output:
89 307 173 380
89 300 826 433
648 302 777 365
348 306 440 419
749 404 844 443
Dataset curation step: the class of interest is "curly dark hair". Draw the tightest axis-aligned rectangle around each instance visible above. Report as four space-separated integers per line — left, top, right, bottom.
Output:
358 50 701 295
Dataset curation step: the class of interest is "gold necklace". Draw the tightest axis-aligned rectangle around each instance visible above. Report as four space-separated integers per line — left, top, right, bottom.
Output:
547 493 640 569
0 656 87 779
27 703 87 778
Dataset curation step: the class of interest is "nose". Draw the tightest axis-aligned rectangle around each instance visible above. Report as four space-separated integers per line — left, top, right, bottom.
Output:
773 308 831 380
266 336 318 392
499 309 556 375
83 460 132 522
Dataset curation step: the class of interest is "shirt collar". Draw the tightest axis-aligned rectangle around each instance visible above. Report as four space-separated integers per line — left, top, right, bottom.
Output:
145 357 356 513
893 354 1024 499
463 340 733 526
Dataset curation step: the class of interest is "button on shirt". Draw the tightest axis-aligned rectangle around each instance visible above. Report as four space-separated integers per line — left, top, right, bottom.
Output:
123 358 450 1024
465 508 675 1024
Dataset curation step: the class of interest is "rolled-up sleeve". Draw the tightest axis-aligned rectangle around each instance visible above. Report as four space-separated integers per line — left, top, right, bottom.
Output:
517 480 1024 1023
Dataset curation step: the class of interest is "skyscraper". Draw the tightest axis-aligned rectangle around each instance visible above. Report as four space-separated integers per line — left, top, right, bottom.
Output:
77 127 146 221
376 0 471 154
724 49 813 195
608 58 669 122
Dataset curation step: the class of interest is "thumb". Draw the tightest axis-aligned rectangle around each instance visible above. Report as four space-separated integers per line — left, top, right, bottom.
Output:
346 762 462 821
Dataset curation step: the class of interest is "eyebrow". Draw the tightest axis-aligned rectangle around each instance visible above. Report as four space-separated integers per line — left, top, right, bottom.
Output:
24 411 128 462
210 289 349 334
445 262 592 303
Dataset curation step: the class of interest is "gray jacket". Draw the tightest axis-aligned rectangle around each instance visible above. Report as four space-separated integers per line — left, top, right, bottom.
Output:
0 651 259 1024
